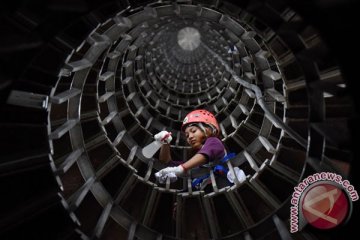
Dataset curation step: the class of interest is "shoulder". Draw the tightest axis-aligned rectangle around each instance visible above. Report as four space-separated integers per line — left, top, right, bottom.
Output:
202 137 225 151
198 137 225 162
204 137 223 145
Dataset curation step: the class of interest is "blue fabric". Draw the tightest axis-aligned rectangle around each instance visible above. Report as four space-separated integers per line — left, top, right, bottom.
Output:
213 165 228 175
191 174 210 189
220 152 236 163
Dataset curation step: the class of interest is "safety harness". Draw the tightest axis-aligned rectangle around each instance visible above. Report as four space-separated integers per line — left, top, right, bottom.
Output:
191 152 236 190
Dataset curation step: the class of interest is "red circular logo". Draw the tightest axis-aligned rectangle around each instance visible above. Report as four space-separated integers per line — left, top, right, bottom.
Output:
301 183 349 229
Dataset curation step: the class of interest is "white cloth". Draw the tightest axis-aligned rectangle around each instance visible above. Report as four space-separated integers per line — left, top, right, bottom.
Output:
154 131 172 144
227 167 246 183
155 166 184 184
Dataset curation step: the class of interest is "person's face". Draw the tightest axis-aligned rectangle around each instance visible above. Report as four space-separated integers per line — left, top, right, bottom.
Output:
185 125 207 150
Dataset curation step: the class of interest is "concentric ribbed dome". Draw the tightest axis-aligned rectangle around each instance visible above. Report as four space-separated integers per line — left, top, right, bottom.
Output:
0 1 357 240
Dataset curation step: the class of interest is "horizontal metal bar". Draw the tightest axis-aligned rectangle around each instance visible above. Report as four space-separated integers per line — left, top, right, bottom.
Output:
266 88 286 102
50 119 78 139
258 136 276 154
99 92 114 103
99 71 114 81
101 111 118 125
56 148 84 174
262 69 282 82
51 88 81 104
64 58 92 72
7 90 48 109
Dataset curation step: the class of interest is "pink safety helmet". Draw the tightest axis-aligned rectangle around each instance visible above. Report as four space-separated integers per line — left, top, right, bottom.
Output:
181 109 220 135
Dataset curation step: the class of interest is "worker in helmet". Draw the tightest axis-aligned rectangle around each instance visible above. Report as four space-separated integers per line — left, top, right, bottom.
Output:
154 109 233 190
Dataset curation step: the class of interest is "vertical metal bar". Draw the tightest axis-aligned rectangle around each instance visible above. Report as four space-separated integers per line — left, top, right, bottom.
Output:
202 196 220 239
244 231 253 240
224 191 252 227
244 151 259 172
175 196 182 239
93 203 113 239
249 178 280 209
226 161 240 185
142 189 158 225
113 130 126 146
165 176 171 190
187 177 193 194
68 177 95 211
127 221 137 240
209 170 218 192
114 175 136 204
272 214 293 240
144 160 153 181
126 146 138 164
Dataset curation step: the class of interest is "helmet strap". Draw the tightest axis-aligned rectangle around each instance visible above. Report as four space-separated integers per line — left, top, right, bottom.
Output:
197 123 208 138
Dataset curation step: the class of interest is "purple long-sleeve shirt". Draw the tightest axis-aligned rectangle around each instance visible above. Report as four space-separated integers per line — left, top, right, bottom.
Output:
170 137 225 166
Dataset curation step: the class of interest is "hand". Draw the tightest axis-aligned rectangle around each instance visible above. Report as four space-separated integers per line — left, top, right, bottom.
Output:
155 166 184 184
154 131 172 144
158 166 184 176
155 171 177 184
